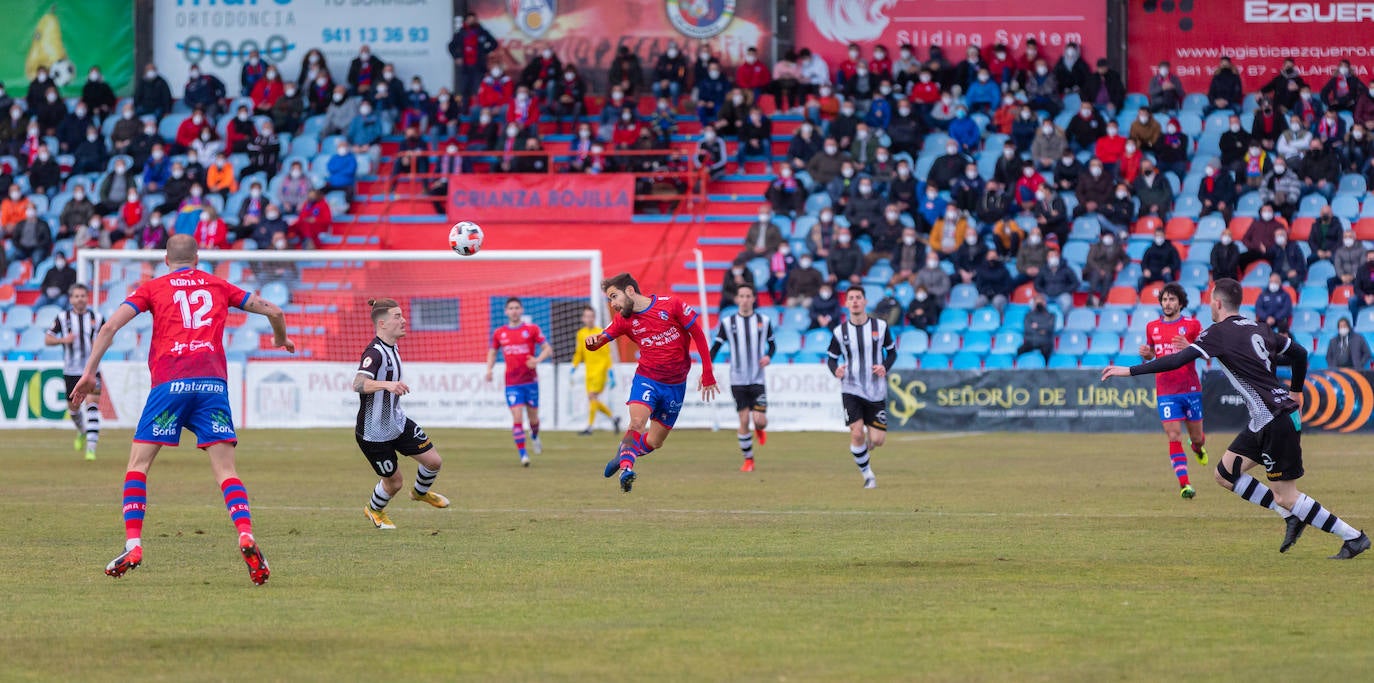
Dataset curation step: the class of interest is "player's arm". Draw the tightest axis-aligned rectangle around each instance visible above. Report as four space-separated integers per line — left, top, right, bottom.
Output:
1104 345 1204 380
242 294 295 352
484 347 498 381
686 319 716 385
44 318 70 345
1275 335 1309 393
534 341 552 364
877 326 897 376
352 349 408 395
69 304 138 404
585 318 621 350
826 333 844 378
761 322 776 366
709 323 727 361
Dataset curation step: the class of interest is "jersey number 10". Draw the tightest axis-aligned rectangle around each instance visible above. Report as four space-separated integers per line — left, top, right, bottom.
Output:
173 289 214 329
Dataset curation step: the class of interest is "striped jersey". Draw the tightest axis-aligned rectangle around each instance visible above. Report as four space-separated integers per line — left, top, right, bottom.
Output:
1189 315 1299 432
712 312 776 386
827 316 896 402
355 337 407 442
47 308 104 376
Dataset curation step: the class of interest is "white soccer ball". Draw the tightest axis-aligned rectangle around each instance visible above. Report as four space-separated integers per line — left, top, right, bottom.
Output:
48 59 76 87
449 220 484 256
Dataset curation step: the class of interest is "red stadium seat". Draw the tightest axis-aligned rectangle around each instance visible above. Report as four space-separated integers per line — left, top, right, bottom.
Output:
1164 216 1195 241
1228 217 1252 241
1132 215 1163 235
1139 282 1165 304
1242 286 1261 305
1107 286 1138 305
1288 217 1314 241
1355 218 1374 241
1331 285 1354 305
1011 282 1036 304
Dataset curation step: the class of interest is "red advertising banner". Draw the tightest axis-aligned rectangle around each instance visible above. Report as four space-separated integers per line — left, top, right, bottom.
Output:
468 0 773 87
795 0 1107 72
447 174 634 223
1127 0 1374 92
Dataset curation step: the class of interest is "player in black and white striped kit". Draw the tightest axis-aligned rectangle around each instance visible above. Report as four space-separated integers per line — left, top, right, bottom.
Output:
44 283 103 461
352 298 450 530
710 284 775 472
827 287 896 489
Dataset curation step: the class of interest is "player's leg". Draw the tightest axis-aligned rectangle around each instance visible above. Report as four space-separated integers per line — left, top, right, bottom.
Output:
605 401 653 484
106 441 162 578
526 400 542 456
64 376 84 452
506 394 529 464
1185 394 1208 465
752 386 769 446
1258 416 1367 557
734 385 755 469
82 388 102 460
848 420 876 487
581 389 599 435
1160 416 1194 497
402 421 449 508
206 443 269 585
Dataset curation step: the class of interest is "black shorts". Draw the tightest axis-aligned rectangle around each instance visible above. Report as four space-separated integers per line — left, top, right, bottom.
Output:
842 393 887 430
63 373 102 399
1228 410 1304 481
356 418 434 477
731 384 767 413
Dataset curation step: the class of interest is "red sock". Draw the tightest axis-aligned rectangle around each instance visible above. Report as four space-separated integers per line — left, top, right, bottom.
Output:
220 477 254 536
1169 440 1190 487
122 471 147 542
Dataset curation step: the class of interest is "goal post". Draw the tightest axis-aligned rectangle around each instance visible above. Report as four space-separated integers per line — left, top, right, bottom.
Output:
76 248 606 364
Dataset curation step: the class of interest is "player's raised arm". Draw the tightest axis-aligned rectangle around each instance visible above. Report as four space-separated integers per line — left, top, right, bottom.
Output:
242 294 295 352
1275 334 1310 393
70 303 137 404
1102 345 1204 381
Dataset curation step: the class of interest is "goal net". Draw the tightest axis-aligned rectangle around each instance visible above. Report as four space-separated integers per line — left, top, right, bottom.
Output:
75 249 606 364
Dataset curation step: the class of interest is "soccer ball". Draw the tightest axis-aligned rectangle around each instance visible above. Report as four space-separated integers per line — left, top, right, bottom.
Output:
449 221 484 256
47 59 76 87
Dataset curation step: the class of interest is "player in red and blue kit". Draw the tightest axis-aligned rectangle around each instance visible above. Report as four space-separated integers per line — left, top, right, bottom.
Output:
71 235 294 585
1138 283 1209 499
485 297 551 466
583 273 719 492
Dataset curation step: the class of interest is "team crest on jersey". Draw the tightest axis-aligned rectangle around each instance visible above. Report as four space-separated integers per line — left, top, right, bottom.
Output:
871 329 881 339
666 0 736 38
509 0 556 37
522 329 529 338
362 356 373 368
659 310 669 321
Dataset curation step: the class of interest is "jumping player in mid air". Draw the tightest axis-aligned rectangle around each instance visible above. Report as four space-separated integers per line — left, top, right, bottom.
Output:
46 283 104 461
71 234 294 585
355 298 450 530
1138 283 1209 499
710 284 775 472
583 273 718 492
571 305 620 435
1103 278 1368 559
486 297 551 466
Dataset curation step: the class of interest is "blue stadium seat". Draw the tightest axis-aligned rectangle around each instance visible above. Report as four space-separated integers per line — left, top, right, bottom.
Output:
893 282 915 307
1185 240 1215 263
937 308 969 331
1125 238 1151 261
1070 218 1101 241
968 307 1000 332
1356 308 1374 332
1097 308 1130 333
1079 353 1112 368
781 307 811 331
983 354 1014 369
920 353 951 369
1307 260 1336 284
1339 174 1367 196
951 352 983 370
1015 352 1047 369
928 331 961 354
1299 194 1329 217
864 264 894 285
1047 354 1080 368
1064 308 1097 331
947 284 980 310
1056 331 1089 355
774 329 803 354
1332 195 1362 220
1241 263 1272 287
803 328 832 349
992 331 1023 354
1174 195 1202 218
962 331 992 354
897 329 929 353
1088 333 1122 355
17 329 47 351
1180 262 1211 289
1290 309 1322 334
1061 240 1091 268
1001 305 1028 332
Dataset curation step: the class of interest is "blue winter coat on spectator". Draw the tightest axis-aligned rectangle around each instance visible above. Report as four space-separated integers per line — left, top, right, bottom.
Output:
327 151 358 187
864 98 891 130
1255 287 1293 328
697 75 730 109
948 116 981 152
347 111 384 147
142 155 171 189
965 79 1000 112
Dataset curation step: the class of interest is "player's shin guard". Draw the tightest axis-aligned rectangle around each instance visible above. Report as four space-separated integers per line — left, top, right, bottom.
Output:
1168 440 1190 486
414 465 438 495
83 403 100 452
617 429 652 470
850 443 872 475
122 471 147 545
369 481 393 510
738 432 754 459
512 424 527 457
1291 493 1363 541
1228 471 1293 518
220 478 254 536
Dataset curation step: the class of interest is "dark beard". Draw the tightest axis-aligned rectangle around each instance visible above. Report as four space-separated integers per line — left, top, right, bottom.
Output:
619 301 634 318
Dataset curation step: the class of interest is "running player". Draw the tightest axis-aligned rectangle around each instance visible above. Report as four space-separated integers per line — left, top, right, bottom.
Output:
485 297 552 466
355 298 450 530
1103 278 1369 559
571 305 620 436
45 283 104 461
710 284 775 472
584 273 718 492
71 234 294 584
827 287 896 489
1138 283 1209 499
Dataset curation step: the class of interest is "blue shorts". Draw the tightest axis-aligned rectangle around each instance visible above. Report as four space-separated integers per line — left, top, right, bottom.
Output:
134 378 237 448
1158 392 1204 423
627 374 687 428
505 383 539 408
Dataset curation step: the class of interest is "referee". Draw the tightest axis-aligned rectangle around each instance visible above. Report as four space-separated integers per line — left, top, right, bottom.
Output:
45 283 104 461
710 284 775 472
827 287 896 489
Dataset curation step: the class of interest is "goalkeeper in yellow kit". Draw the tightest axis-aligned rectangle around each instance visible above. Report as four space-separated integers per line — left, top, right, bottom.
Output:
572 306 621 435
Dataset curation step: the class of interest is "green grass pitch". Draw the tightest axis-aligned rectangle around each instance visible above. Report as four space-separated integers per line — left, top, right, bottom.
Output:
2 427 1372 681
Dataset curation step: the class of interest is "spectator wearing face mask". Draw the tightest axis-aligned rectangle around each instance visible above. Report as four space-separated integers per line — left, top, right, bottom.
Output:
1118 139 1144 184
1030 119 1068 172
651 42 689 107
1269 228 1308 289
1210 229 1242 282
720 257 756 309
251 66 285 113
741 208 784 261
272 81 306 134
278 162 311 214
1278 115 1315 162
827 229 865 287
1033 248 1079 312
181 65 224 119
448 13 498 110
225 105 256 154
1032 186 1069 247
206 153 239 200
249 202 289 246
950 163 986 214
1128 107 1162 150
786 253 824 306
235 182 270 240
1219 115 1251 173
425 143 463 214
95 159 133 215
1321 60 1365 112
1155 118 1190 179
1308 205 1345 264
1018 294 1057 362
291 190 332 249
809 283 842 329
1198 161 1237 222
805 137 850 188
34 252 77 307
1241 203 1286 272
320 86 360 137
389 125 430 194
695 128 728 179
324 142 359 200
140 144 171 194
1014 226 1049 285
1255 273 1293 334
1073 160 1112 217
1084 232 1128 306
914 252 952 299
59 186 95 240
1066 103 1107 153
952 230 987 284
974 249 1013 311
1327 317 1371 369
889 225 927 285
128 120 163 171
1100 183 1136 234
28 146 60 197
1139 227 1181 289
56 99 92 152
32 85 66 136
1330 229 1366 293
1347 123 1372 174
1302 138 1342 199
549 67 587 134
806 208 838 258
81 66 118 120
736 107 772 170
695 61 730 126
10 203 52 263
68 125 107 177
1260 157 1303 220
133 210 167 250
1024 59 1061 115
765 164 807 218
905 285 942 332
154 162 191 215
1147 61 1184 113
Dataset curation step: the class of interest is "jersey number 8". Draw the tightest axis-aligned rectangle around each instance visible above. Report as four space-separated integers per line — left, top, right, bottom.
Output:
173 289 214 330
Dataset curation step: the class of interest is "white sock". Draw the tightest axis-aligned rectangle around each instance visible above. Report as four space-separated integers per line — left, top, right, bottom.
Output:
1291 493 1362 541
1232 474 1292 518
850 443 872 476
126 538 141 551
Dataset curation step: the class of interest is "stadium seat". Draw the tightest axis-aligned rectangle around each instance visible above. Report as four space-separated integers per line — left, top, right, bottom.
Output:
1339 174 1368 196
1015 353 1047 369
1047 354 1079 368
1332 195 1362 220
774 329 803 355
962 331 992 354
897 329 929 353
1056 331 1088 355
1164 217 1195 241
1193 214 1226 241
937 308 969 331
967 307 1000 332
781 307 811 331
928 331 961 354
1106 287 1138 306
1290 309 1322 334
1296 286 1329 311
2 305 34 330
1061 240 1090 267
802 328 832 349
1356 218 1374 241
1063 308 1097 332
1357 308 1374 332
1078 353 1112 368
1299 194 1330 217
1241 262 1272 287
991 331 1023 353
1088 333 1122 355
950 352 983 370
1097 308 1129 333
983 354 1014 369
920 353 951 369
1180 262 1211 289
1132 215 1164 236
864 264 894 285
947 284 980 310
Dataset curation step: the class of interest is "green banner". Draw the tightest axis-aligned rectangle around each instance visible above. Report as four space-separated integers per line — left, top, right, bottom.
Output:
0 1 134 98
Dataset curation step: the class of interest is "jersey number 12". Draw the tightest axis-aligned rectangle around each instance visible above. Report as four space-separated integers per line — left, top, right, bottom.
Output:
173 289 213 329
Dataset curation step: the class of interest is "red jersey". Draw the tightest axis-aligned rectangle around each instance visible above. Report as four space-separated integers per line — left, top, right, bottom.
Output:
491 322 546 386
603 295 700 385
124 267 250 387
1146 316 1203 396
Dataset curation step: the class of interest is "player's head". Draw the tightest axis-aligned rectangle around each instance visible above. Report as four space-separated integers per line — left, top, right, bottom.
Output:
580 305 597 328
368 298 405 339
601 272 642 318
734 284 756 314
68 283 90 312
165 234 198 268
1209 278 1242 321
1158 283 1188 317
844 286 867 316
504 297 524 325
